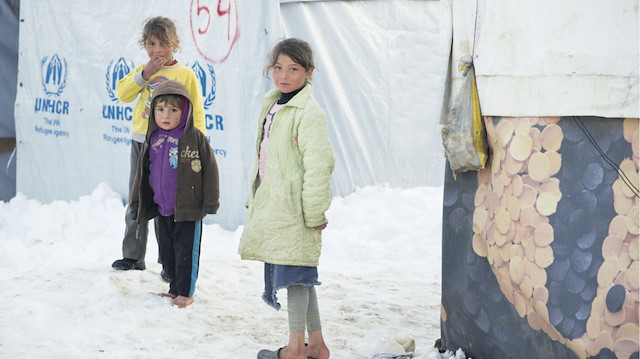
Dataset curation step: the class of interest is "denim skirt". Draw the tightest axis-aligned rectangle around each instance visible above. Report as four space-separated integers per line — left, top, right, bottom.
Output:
263 263 321 310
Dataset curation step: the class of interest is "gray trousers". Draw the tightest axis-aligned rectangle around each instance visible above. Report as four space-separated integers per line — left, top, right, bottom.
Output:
121 140 158 262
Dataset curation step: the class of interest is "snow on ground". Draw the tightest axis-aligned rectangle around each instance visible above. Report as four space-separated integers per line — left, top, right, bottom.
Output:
0 183 466 358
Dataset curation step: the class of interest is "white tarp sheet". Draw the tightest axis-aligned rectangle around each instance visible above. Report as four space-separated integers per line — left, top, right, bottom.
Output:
15 0 453 228
451 0 639 118
280 0 452 194
15 0 281 228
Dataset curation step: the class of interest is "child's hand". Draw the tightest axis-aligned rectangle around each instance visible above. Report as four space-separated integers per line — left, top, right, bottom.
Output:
142 55 165 80
314 222 328 231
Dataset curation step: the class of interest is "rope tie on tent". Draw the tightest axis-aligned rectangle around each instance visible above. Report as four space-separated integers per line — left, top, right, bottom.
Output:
572 116 639 198
472 0 479 61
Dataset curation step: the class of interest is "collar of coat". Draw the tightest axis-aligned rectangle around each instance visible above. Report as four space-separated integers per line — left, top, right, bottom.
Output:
264 81 313 109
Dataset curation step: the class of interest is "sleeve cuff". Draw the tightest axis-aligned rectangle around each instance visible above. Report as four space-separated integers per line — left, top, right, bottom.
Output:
134 70 147 87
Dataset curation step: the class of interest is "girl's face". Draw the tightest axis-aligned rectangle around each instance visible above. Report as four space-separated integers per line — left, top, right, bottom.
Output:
154 100 182 131
272 54 312 94
145 35 174 66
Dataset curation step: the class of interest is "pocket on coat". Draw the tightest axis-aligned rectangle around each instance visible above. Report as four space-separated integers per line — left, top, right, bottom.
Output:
191 184 202 203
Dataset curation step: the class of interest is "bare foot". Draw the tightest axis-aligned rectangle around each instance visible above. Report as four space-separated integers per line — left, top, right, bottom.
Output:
172 295 194 308
307 345 330 359
158 292 177 299
307 330 330 359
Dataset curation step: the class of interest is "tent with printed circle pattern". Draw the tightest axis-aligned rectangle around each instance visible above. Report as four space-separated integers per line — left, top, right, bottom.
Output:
440 1 639 358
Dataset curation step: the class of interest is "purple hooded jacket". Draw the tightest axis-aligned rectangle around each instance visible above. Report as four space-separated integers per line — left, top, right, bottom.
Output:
148 97 188 216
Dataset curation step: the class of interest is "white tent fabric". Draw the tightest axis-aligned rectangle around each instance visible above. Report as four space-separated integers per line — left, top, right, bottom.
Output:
280 0 452 195
451 0 639 118
14 0 452 229
15 1 281 229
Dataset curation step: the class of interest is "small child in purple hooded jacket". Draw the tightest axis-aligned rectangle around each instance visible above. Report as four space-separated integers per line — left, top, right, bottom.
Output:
130 79 219 308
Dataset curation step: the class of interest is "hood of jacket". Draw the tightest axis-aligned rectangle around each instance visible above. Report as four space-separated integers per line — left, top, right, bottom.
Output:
147 80 195 141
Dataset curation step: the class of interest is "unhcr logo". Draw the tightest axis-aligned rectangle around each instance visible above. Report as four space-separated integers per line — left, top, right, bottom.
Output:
189 61 216 110
188 61 224 132
105 57 135 103
102 57 135 121
40 53 67 96
34 53 69 115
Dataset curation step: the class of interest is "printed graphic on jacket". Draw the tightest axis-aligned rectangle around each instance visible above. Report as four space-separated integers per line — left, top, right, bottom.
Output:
180 146 202 173
169 147 178 168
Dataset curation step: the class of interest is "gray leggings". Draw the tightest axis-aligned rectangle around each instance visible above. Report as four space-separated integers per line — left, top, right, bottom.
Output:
287 285 322 332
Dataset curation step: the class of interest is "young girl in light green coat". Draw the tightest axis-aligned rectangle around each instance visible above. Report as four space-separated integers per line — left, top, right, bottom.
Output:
238 38 334 359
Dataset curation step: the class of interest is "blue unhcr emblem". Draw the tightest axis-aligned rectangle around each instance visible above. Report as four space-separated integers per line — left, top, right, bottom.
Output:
189 61 216 109
105 57 135 102
40 54 68 96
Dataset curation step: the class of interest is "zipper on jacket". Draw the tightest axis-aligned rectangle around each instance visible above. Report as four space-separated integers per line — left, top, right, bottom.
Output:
157 132 169 211
172 149 184 222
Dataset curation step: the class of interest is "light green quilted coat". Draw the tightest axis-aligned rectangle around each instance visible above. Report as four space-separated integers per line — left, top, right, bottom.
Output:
238 83 335 267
